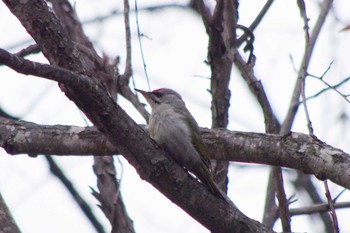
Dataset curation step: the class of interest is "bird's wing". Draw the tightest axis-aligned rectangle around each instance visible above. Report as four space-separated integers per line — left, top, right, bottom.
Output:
183 110 211 162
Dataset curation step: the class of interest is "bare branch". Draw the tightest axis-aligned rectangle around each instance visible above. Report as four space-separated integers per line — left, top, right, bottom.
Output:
237 0 275 47
82 4 187 25
324 181 340 233
14 44 40 57
262 172 278 226
233 52 280 132
290 201 350 216
92 156 135 233
118 0 150 121
301 71 314 135
45 157 106 233
293 171 334 232
281 0 334 133
274 168 291 232
307 74 350 104
297 0 310 40
274 1 334 227
0 48 88 86
2 117 350 192
122 0 132 79
297 0 314 135
189 0 212 31
0 192 22 233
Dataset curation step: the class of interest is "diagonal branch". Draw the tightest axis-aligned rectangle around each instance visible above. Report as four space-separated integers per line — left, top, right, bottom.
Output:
280 0 334 133
233 52 280 132
45 156 106 233
92 156 135 233
0 192 22 233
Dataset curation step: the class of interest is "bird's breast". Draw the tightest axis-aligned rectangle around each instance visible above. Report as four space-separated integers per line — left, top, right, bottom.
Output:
149 107 191 144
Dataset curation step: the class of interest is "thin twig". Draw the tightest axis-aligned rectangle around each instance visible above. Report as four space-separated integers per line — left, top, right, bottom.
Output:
290 201 350 216
307 74 350 104
297 0 310 40
298 0 315 135
298 1 314 135
15 44 40 57
274 168 291 232
324 181 340 233
237 0 275 46
83 4 186 25
301 76 314 135
134 0 151 90
333 189 346 202
122 0 132 79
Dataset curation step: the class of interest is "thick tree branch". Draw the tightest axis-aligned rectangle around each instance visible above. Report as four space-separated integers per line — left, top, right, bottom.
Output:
2 0 89 73
204 0 239 194
1 117 350 192
50 0 95 49
0 192 21 233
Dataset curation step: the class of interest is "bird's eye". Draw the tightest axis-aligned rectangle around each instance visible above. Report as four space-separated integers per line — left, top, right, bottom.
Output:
154 92 163 98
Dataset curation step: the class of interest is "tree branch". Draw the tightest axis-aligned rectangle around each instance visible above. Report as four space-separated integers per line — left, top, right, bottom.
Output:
0 192 22 233
293 171 334 232
280 0 334 133
50 0 95 49
290 201 350 216
237 0 275 47
92 156 135 233
45 156 106 233
0 48 91 87
1 117 350 192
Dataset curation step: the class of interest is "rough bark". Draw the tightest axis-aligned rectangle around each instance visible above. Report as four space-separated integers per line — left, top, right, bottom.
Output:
1 117 349 191
0 193 22 233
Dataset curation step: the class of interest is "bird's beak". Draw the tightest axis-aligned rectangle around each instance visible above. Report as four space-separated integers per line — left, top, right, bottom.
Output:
135 88 154 105
135 88 149 96
135 88 151 99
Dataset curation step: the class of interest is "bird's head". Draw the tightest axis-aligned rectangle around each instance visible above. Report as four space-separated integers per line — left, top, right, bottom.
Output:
135 88 184 109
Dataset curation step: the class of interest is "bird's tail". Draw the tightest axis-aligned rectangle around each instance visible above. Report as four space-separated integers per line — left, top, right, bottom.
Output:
195 162 228 202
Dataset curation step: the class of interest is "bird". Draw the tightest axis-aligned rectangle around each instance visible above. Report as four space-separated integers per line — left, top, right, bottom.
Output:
135 88 226 201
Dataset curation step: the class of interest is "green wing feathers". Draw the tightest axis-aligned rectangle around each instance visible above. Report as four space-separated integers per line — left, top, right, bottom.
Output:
195 162 227 201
